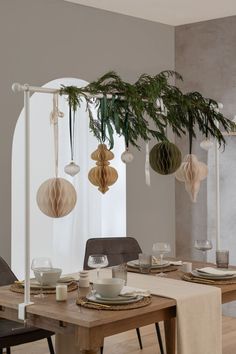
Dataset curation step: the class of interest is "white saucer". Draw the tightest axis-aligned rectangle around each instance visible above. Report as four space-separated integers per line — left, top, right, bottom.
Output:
191 270 236 280
127 259 170 269
87 294 142 305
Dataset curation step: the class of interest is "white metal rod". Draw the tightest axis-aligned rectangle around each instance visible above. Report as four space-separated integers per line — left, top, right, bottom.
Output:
12 82 119 99
215 124 221 251
24 88 31 305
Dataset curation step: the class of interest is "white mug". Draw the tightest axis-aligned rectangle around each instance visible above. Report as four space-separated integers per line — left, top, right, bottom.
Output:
181 262 192 273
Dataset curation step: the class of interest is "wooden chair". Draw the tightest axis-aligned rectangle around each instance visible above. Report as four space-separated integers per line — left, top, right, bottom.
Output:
0 257 55 354
83 237 165 354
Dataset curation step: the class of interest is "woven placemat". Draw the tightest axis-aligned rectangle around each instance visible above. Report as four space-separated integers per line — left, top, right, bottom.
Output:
10 281 78 295
76 295 151 311
127 265 178 274
182 273 236 285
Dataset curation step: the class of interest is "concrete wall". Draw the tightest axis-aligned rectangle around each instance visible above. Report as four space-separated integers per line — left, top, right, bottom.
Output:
175 16 236 260
0 0 175 264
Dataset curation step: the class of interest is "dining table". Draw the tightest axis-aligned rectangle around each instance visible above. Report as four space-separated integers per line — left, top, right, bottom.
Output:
0 260 236 354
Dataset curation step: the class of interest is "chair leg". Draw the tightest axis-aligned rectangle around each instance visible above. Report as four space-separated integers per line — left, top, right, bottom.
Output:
100 346 103 354
155 322 165 354
6 349 11 354
136 327 143 349
47 337 55 354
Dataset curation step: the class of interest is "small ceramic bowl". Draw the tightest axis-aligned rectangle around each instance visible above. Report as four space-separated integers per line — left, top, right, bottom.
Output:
93 278 125 298
34 268 62 286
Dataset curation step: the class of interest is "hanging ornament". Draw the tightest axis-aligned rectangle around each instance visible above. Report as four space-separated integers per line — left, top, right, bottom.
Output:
121 108 134 164
149 141 182 175
200 138 214 151
64 162 80 176
121 148 134 163
175 114 208 202
88 144 118 194
37 93 77 218
175 154 208 203
37 178 77 218
64 100 80 176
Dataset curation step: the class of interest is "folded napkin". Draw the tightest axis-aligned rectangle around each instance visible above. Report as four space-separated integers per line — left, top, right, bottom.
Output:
169 260 183 266
197 267 236 276
120 285 151 297
152 256 182 266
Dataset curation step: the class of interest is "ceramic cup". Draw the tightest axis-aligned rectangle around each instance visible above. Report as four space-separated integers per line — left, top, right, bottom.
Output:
181 262 192 273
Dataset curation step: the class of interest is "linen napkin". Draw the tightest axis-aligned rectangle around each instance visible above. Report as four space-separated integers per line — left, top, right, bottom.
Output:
152 256 182 266
197 267 236 276
120 285 150 297
127 272 222 354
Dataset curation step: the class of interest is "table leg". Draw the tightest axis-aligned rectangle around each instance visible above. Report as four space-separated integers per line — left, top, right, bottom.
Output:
164 318 176 354
56 334 100 354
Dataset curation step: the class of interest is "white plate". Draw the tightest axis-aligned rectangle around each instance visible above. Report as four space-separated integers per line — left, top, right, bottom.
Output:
127 259 170 269
21 279 73 289
95 293 138 302
191 270 236 280
87 294 143 305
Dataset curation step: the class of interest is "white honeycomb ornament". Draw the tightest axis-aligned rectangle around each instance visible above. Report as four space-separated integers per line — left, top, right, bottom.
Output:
37 178 77 218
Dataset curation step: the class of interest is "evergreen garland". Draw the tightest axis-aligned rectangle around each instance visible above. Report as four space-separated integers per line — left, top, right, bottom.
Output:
60 71 235 150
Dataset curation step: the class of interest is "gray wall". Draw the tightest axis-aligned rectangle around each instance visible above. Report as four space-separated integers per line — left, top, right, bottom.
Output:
0 0 175 263
175 16 236 260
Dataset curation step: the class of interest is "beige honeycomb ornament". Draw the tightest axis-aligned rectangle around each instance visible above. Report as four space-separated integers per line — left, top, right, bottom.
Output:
37 178 77 218
37 93 77 218
88 144 118 194
175 154 208 202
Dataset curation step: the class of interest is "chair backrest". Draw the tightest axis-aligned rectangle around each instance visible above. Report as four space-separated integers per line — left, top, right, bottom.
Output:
0 257 17 286
83 237 142 270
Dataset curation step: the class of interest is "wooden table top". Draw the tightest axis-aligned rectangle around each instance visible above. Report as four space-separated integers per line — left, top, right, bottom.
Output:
0 260 236 330
0 284 176 329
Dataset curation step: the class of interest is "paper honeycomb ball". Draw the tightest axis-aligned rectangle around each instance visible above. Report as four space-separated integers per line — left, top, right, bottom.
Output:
175 154 208 202
88 144 118 194
36 177 77 218
149 141 182 175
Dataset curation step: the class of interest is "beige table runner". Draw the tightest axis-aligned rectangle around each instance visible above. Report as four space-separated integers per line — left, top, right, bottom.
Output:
127 272 222 354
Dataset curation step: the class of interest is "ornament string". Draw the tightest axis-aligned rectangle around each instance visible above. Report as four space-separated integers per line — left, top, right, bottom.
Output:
69 102 76 161
50 94 59 178
145 142 151 186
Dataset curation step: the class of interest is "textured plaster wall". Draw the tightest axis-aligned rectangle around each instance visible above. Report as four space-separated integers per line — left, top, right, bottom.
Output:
175 16 236 261
0 0 175 264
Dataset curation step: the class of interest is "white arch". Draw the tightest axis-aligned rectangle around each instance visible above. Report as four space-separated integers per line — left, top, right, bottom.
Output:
12 78 126 278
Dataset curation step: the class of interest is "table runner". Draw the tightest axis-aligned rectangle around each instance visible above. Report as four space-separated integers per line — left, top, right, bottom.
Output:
127 272 222 354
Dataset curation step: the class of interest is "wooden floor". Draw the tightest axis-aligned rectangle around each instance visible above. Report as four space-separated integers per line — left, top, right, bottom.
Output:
9 316 236 354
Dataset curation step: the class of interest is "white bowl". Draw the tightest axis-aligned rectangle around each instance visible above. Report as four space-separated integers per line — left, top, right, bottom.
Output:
34 268 62 286
93 278 125 298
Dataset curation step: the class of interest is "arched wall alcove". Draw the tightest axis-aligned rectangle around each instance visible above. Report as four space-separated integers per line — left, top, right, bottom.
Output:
12 78 126 279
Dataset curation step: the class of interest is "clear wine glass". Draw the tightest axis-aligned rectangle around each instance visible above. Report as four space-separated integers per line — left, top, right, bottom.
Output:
194 240 213 260
152 242 171 277
88 254 109 278
31 257 53 298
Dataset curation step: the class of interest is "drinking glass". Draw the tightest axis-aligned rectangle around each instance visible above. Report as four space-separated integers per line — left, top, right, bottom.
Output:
152 242 171 277
112 264 127 284
216 250 229 268
31 257 53 298
88 254 109 278
194 240 213 257
138 254 152 274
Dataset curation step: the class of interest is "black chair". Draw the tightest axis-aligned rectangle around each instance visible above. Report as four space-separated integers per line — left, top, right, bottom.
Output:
83 237 165 354
0 256 55 354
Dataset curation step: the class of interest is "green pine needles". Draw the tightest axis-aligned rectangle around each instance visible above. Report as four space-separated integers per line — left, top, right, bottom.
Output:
60 71 235 150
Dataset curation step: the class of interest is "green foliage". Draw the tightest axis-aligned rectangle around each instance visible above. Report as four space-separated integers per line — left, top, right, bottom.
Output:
59 71 235 150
